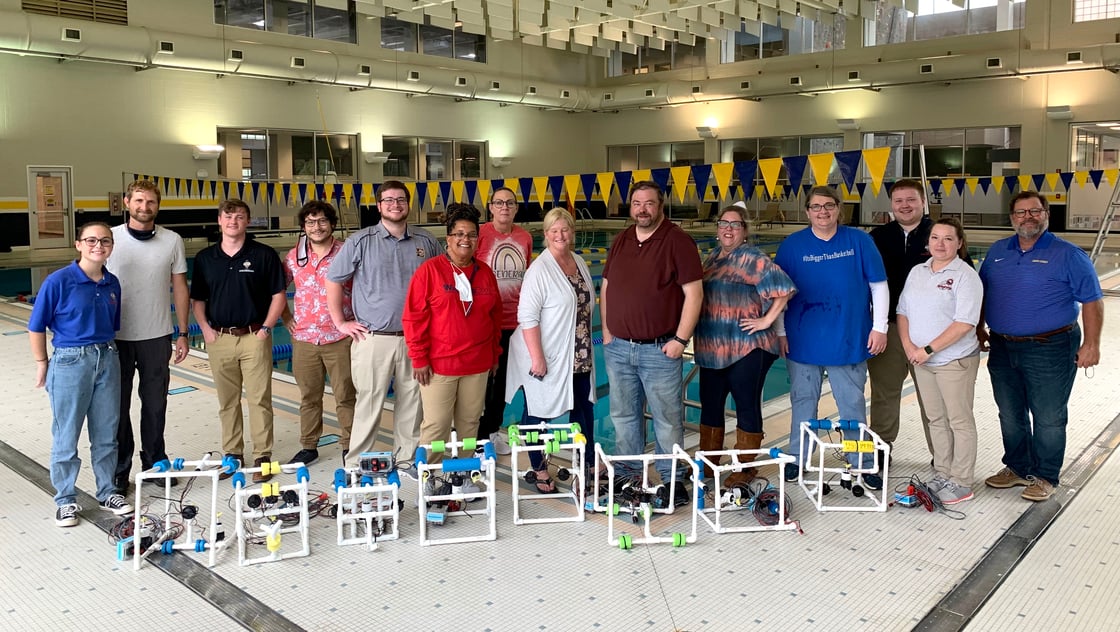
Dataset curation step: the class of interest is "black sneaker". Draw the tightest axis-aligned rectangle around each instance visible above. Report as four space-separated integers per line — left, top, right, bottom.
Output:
289 448 319 466
144 476 179 487
672 482 692 508
99 494 134 516
784 463 801 482
55 503 80 527
862 473 883 491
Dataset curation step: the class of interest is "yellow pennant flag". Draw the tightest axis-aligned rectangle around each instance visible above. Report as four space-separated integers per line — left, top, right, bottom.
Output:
404 182 417 206
757 158 783 198
807 153 834 186
1018 175 1032 191
862 147 892 196
942 179 955 196
361 183 373 205
564 174 581 202
755 184 766 200
1106 169 1120 187
476 179 492 206
1044 173 1059 192
711 163 734 199
1074 171 1089 188
596 172 616 203
343 184 353 208
631 169 652 186
992 176 1005 195
532 176 548 206
451 180 465 203
427 182 441 208
670 166 692 203
965 177 979 195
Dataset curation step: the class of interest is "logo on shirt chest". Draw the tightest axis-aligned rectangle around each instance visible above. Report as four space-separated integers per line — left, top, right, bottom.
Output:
417 248 426 258
937 278 955 291
239 260 254 273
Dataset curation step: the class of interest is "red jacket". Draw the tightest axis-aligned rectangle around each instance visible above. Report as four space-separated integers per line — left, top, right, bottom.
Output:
403 254 503 376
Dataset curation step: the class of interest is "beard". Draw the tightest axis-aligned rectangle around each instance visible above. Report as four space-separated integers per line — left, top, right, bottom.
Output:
1015 218 1048 241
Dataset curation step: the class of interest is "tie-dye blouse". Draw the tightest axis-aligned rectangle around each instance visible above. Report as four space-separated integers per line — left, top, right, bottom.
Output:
694 244 797 370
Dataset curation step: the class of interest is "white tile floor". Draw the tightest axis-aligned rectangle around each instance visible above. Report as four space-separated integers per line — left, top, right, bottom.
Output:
0 293 1117 632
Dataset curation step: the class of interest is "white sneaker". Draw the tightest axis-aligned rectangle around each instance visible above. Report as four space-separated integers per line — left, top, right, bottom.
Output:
398 463 419 482
489 432 512 456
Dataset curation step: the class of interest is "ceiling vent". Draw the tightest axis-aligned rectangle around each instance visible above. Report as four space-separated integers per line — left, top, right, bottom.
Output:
739 80 751 90
560 89 571 98
62 27 81 42
1067 51 1083 64
526 85 538 95
644 88 655 97
691 85 703 94
455 76 468 86
291 57 305 69
919 63 934 74
158 41 175 54
847 70 860 81
407 70 421 81
789 76 802 86
229 49 244 62
986 57 1003 69
489 80 501 91
358 64 371 76
603 92 614 101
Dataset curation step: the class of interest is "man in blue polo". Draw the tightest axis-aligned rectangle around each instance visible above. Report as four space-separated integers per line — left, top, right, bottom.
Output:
980 191 1103 502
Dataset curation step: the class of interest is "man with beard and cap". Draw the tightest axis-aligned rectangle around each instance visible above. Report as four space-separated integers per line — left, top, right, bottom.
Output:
106 179 189 493
979 190 1103 502
600 180 703 507
281 200 357 466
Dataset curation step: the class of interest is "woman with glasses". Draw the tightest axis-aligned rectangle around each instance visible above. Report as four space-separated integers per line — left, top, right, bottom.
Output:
896 217 983 505
694 204 796 487
505 208 597 492
28 222 133 527
403 204 502 487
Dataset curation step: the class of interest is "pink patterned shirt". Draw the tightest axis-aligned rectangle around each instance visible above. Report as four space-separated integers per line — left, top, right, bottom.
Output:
284 238 353 345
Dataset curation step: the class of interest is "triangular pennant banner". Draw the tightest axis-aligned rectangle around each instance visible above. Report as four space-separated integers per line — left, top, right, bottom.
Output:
464 180 478 204
631 169 652 185
237 182 246 201
965 178 979 195
427 182 440 209
532 176 548 206
1059 172 1074 191
929 179 943 196
670 166 692 203
580 173 598 204
451 180 465 204
476 179 491 206
855 182 868 198
1018 175 1032 192
438 181 453 206
186 179 194 198
333 183 343 202
614 171 633 200
734 161 757 199
342 184 352 208
862 147 892 196
953 179 965 195
649 168 671 195
1089 170 1104 188
1073 171 1088 189
518 178 535 205
781 156 807 192
351 183 362 206
314 183 325 201
692 164 713 201
282 183 291 206
547 176 564 206
251 182 261 203
563 175 581 205
757 158 783 198
978 177 991 195
596 173 616 204
942 179 954 196
711 162 734 199
1044 173 1059 192
1105 169 1119 187
174 178 182 197
1031 174 1046 191
414 182 428 209
807 153 834 186
296 183 306 205
834 150 863 192
208 180 217 199
782 184 793 199
991 176 1005 194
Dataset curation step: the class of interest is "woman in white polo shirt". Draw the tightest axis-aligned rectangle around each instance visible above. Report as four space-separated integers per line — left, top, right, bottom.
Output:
896 217 983 506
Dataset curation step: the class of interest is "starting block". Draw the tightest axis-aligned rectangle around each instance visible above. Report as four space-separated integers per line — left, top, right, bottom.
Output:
132 452 234 569
415 431 498 546
798 419 890 512
591 443 699 550
694 447 800 535
508 422 586 525
333 451 402 551
230 460 312 565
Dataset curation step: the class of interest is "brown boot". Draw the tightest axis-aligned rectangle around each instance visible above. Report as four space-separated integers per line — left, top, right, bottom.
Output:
697 425 725 479
725 431 764 487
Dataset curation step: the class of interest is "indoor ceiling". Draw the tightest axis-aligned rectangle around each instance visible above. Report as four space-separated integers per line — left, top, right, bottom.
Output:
355 0 940 54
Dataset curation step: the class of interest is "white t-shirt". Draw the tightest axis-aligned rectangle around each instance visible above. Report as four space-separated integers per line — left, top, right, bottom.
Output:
106 224 188 341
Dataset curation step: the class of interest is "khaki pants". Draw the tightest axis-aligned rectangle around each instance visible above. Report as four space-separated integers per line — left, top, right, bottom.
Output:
292 338 356 450
207 332 274 461
913 355 980 485
868 325 932 451
348 334 423 468
418 372 488 464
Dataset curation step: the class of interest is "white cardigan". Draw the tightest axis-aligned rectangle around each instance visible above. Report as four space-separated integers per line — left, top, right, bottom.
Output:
505 248 597 419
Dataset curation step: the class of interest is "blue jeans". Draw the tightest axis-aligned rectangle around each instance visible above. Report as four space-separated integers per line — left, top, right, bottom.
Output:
603 339 685 481
48 342 121 505
527 372 595 471
786 360 870 469
987 326 1079 486
699 349 777 433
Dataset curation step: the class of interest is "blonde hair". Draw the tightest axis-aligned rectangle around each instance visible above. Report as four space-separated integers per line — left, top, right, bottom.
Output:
542 207 575 233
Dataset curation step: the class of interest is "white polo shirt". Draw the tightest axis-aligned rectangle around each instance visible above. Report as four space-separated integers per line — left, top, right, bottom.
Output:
896 256 982 367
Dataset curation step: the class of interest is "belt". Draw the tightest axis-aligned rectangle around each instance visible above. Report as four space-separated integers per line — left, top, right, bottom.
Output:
993 323 1075 343
215 323 264 336
370 331 404 336
619 333 675 345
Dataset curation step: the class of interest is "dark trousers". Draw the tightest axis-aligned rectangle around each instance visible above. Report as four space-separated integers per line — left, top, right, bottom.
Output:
477 329 515 439
698 348 778 433
528 371 595 470
115 336 172 480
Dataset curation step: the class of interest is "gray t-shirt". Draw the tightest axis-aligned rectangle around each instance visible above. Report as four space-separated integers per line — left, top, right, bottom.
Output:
327 223 440 332
106 224 188 341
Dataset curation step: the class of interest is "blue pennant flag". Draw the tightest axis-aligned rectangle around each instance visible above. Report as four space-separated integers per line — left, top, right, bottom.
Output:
174 178 181 197
953 179 966 195
464 180 478 204
978 177 991 195
415 182 428 209
929 179 943 196
650 168 671 194
438 181 453 207
518 177 534 204
1031 174 1045 191
236 182 246 200
547 175 564 206
782 184 792 198
580 173 597 204
296 183 307 204
351 183 361 206
782 156 808 191
209 180 217 199
855 182 867 198
250 181 261 202
734 161 757 199
282 183 291 206
834 150 863 192
692 164 712 201
314 183 325 201
185 179 194 198
1089 170 1104 188
1059 172 1074 191
614 171 633 200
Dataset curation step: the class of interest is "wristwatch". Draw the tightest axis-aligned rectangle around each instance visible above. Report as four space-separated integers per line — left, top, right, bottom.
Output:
177 332 189 339
923 345 935 355
672 335 690 346
260 325 272 335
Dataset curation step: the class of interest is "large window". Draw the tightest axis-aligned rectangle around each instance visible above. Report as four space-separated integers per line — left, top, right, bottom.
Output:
722 13 845 62
1075 0 1120 21
867 0 1024 45
607 142 704 171
607 40 706 76
216 128 359 180
214 0 357 43
1068 123 1120 230
381 17 486 63
382 137 488 180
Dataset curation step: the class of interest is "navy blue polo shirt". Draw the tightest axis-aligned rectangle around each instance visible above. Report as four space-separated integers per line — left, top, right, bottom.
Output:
189 238 286 328
28 261 121 347
980 231 1102 336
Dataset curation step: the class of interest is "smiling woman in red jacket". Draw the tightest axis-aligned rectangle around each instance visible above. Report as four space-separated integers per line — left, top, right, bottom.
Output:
403 204 502 468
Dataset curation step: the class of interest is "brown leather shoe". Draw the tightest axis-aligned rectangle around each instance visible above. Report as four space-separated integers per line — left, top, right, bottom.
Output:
252 456 273 484
219 454 243 481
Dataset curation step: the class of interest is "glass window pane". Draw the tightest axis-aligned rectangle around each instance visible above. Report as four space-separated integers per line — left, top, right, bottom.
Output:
457 141 485 179
420 139 452 180
292 135 316 177
381 17 417 52
266 0 310 37
637 144 672 170
671 142 704 166
313 0 356 43
315 134 355 177
1075 0 1120 22
420 24 454 58
220 0 265 29
607 146 639 171
719 138 759 163
454 29 486 62
382 137 414 178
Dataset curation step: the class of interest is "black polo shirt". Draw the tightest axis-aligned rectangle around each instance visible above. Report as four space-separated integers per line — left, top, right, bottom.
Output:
190 237 286 328
870 216 974 321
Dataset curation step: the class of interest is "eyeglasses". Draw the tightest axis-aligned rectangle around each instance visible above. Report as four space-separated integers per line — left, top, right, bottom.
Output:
379 197 409 206
807 203 839 212
716 220 745 230
304 218 331 227
80 237 114 247
490 199 517 208
449 232 479 240
1011 208 1046 218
